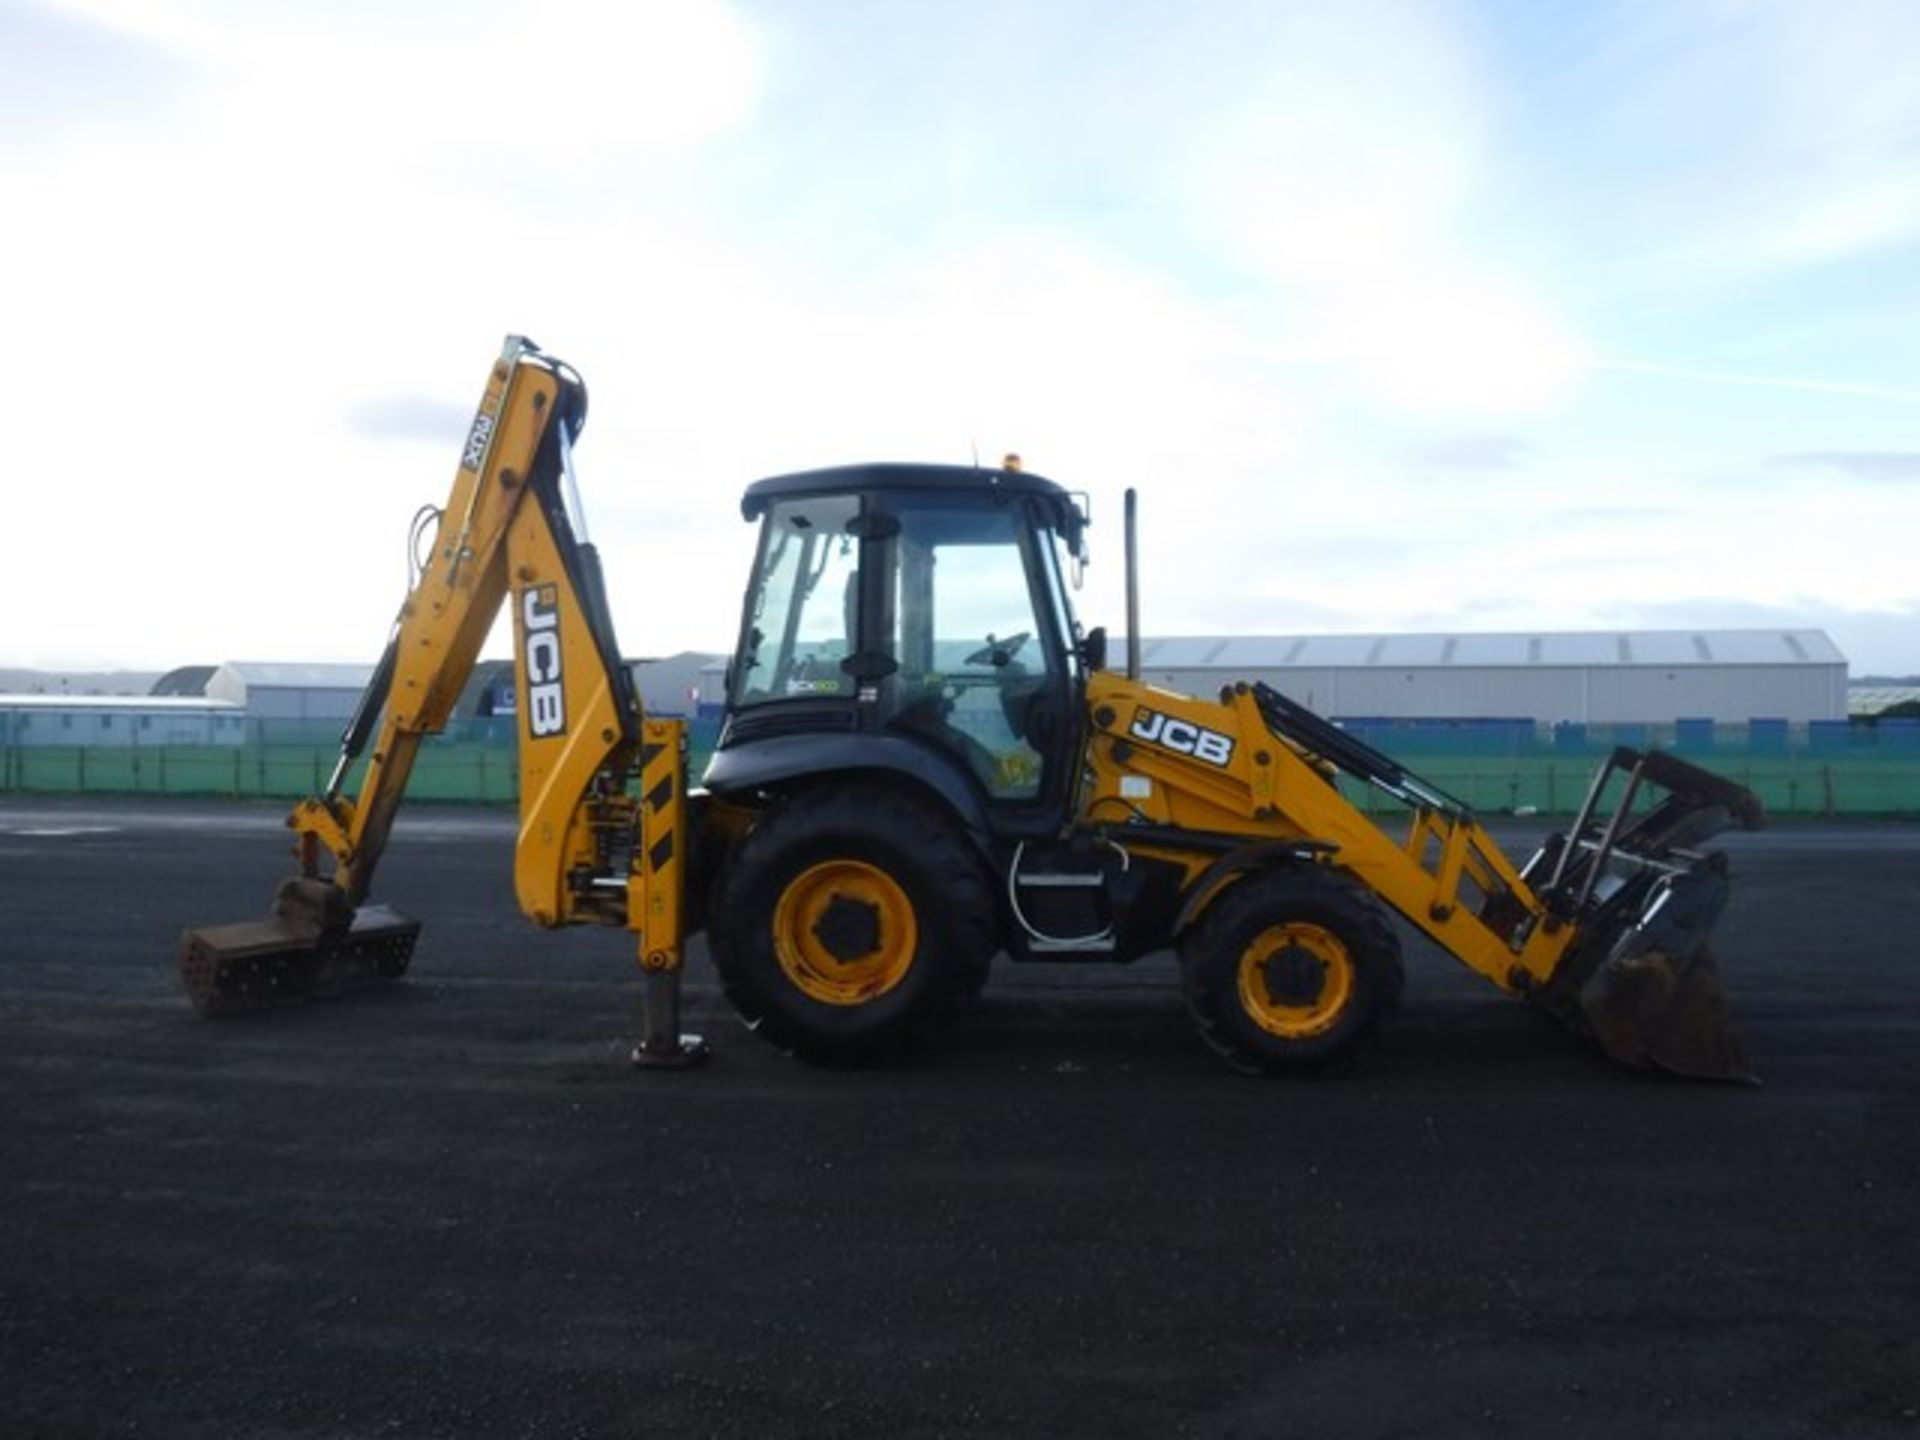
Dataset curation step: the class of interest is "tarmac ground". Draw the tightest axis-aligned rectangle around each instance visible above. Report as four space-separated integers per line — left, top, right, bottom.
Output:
2 797 1917 1438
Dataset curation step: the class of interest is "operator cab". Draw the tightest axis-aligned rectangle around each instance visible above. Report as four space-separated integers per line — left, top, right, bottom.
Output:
715 463 1094 822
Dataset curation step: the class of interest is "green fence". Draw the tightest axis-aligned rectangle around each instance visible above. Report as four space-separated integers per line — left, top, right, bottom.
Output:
0 744 522 803
1319 717 1920 818
1334 754 1920 819
5 722 1919 818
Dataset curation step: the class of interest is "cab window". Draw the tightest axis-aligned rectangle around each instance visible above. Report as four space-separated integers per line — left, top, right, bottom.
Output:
884 501 1056 800
730 496 861 706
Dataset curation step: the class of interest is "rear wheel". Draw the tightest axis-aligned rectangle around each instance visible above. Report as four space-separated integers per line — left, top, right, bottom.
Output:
709 783 993 1064
1180 868 1402 1074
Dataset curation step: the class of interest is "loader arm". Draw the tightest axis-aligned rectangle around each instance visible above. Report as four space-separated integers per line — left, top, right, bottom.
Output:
1081 675 1576 991
180 337 701 1063
1079 672 1762 1079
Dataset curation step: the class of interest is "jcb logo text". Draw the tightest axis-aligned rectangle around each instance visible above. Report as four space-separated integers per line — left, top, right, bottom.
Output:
522 585 567 738
1129 707 1234 767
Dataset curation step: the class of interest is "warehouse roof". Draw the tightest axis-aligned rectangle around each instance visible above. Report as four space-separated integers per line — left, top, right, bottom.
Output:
150 665 217 697
1130 629 1844 669
0 694 240 711
216 662 377 689
1848 685 1920 716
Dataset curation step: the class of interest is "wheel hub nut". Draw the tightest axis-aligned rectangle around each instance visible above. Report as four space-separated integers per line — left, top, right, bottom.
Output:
1263 944 1326 1006
812 893 882 964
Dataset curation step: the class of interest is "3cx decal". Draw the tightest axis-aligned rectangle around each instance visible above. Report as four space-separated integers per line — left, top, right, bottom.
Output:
461 409 496 471
1129 707 1234 767
521 585 566 738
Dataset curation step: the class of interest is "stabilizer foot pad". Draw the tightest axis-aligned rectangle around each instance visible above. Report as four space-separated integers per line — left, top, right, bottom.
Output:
632 1034 711 1071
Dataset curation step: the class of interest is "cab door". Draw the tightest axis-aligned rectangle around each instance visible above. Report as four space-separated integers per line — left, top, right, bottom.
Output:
871 494 1078 815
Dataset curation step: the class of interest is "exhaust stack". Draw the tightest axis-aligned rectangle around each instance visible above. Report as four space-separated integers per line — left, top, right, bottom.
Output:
1124 487 1140 680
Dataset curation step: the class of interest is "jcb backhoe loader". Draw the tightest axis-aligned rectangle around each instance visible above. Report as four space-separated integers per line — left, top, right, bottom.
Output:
181 337 1765 1080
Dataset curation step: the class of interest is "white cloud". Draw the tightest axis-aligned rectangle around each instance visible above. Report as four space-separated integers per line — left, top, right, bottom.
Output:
1182 0 1585 420
1570 0 1920 282
1193 1 1485 279
4 0 766 669
1287 269 1587 418
3 0 1917 677
42 0 760 152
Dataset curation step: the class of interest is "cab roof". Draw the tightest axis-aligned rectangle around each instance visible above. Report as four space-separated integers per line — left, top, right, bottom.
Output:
740 462 1073 521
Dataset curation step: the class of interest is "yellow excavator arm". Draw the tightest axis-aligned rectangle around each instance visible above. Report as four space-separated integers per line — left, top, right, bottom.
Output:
179 338 702 1065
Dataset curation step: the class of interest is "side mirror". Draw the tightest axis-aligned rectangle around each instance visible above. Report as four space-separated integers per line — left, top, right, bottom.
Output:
1079 626 1108 672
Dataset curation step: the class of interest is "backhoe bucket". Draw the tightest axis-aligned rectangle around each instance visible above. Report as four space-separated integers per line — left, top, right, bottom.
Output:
179 878 420 1016
1530 747 1763 1084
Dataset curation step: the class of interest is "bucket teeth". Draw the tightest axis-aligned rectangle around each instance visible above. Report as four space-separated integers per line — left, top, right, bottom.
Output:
179 902 420 1016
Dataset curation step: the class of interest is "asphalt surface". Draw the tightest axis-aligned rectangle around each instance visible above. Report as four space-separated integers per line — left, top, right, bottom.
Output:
2 796 1917 1439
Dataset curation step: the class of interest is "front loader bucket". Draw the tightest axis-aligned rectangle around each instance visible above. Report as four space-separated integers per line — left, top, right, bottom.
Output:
180 879 420 1016
1567 856 1755 1082
1530 747 1764 1084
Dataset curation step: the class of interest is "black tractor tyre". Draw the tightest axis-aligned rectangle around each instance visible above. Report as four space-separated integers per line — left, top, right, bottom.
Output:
708 783 995 1064
1179 867 1404 1075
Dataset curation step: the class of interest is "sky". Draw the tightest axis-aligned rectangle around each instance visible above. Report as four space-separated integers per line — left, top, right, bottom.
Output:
4 0 1918 676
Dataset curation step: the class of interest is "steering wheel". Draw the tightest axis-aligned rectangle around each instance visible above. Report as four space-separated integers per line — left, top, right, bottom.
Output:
964 630 1031 668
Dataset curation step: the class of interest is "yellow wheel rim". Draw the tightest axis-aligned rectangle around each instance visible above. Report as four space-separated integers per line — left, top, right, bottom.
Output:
772 860 919 1006
1236 922 1355 1040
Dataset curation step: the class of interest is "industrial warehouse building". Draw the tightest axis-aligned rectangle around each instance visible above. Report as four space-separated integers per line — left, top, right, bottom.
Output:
1848 683 1920 717
203 662 376 721
0 695 244 747
170 654 723 731
1127 629 1847 726
457 652 721 721
679 628 1849 726
0 630 1852 743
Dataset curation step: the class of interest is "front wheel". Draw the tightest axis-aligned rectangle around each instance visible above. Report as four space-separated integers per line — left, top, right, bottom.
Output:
708 784 993 1064
1180 868 1403 1074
